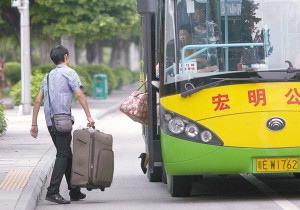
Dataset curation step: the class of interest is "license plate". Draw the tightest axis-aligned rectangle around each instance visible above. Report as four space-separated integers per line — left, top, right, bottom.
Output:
256 157 298 172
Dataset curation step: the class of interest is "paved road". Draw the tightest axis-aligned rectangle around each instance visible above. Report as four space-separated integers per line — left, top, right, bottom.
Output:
37 110 300 210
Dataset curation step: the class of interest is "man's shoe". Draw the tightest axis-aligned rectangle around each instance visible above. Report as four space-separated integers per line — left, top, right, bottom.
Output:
70 192 86 201
45 194 70 204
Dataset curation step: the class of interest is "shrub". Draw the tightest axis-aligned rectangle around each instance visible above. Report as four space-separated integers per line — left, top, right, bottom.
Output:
11 72 47 106
113 66 132 89
0 104 7 135
73 67 93 96
131 71 140 83
32 64 55 75
5 62 21 85
77 64 117 94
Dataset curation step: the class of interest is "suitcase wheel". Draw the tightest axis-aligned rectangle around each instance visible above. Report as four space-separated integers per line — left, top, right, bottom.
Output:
87 188 93 191
100 187 105 191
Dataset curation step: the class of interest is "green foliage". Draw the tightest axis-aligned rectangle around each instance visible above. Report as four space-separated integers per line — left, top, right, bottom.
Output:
10 81 21 105
10 64 137 105
73 67 92 96
32 64 56 75
31 0 139 45
76 64 117 94
0 104 6 135
5 62 21 85
113 65 139 89
11 72 47 106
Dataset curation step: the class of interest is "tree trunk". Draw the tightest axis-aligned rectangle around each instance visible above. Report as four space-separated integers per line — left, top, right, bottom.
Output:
110 41 130 69
61 36 76 65
13 44 18 62
129 42 140 71
109 40 121 69
75 45 81 65
119 41 130 68
86 40 104 64
40 38 59 64
40 41 47 64
98 40 104 64
2 38 7 61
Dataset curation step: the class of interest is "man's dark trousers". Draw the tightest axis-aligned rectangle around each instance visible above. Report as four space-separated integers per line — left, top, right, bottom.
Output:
46 126 80 196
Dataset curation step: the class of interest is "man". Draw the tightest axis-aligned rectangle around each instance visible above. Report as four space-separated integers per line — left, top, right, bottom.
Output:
30 45 95 204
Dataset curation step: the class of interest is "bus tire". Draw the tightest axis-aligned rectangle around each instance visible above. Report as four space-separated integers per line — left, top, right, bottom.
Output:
167 175 193 197
293 173 300 178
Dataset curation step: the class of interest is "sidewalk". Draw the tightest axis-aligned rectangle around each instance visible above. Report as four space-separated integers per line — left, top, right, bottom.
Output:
0 82 139 210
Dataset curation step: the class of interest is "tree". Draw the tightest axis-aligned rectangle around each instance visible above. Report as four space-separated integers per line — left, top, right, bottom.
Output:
0 0 20 60
31 0 139 65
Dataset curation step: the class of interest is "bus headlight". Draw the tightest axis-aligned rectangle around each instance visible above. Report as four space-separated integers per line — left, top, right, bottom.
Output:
200 131 212 142
185 123 199 138
168 117 184 134
160 106 223 146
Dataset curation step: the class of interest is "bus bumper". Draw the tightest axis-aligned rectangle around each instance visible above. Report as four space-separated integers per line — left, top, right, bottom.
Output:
162 132 300 175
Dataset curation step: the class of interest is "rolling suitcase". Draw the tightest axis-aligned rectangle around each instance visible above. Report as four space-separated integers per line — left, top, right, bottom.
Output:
71 127 114 191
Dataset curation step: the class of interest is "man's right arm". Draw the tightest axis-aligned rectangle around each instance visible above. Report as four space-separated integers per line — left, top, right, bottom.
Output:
75 87 95 127
30 91 44 138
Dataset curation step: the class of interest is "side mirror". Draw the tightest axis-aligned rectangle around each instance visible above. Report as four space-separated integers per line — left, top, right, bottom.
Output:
151 81 160 90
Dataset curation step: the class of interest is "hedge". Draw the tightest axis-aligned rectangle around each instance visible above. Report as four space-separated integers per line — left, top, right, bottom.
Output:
10 63 139 105
113 65 134 89
11 72 47 106
75 64 117 95
0 104 7 135
32 64 56 75
5 62 21 85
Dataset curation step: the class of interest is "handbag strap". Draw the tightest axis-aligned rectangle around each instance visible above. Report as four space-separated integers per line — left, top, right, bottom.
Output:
47 74 53 116
137 80 147 91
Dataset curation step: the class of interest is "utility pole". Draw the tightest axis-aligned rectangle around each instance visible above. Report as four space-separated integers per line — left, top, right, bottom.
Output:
11 0 32 115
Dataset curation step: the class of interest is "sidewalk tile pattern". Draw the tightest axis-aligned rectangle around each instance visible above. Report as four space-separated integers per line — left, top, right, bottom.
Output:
0 169 32 190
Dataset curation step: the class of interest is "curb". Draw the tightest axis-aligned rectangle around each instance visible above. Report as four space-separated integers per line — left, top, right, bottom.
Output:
15 146 56 210
15 101 122 210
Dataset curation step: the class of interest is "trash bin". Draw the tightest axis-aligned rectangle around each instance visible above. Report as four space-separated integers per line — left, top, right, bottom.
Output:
93 74 108 99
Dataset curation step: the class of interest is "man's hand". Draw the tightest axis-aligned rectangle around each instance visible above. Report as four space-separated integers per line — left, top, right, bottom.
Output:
30 126 38 139
87 116 95 128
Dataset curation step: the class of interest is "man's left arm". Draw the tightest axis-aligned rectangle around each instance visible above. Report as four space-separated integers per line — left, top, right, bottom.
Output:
30 91 44 138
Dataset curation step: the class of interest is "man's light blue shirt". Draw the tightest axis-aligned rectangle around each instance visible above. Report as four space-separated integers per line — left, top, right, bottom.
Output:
40 64 84 126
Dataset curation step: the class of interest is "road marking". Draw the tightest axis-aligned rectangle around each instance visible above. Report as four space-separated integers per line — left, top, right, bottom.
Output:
241 174 299 210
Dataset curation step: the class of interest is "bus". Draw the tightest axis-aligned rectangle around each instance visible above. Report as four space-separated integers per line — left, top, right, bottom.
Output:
137 0 300 197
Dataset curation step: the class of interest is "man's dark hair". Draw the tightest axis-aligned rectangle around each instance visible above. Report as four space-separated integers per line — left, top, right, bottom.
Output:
179 24 194 35
50 45 69 65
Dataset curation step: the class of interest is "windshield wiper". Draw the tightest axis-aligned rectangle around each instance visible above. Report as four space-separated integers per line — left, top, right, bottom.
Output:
181 77 283 98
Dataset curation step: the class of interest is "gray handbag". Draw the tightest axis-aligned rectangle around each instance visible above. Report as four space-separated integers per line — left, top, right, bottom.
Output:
47 74 73 133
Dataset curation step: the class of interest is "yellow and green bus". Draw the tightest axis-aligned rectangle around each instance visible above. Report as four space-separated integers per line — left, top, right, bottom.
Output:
137 0 300 197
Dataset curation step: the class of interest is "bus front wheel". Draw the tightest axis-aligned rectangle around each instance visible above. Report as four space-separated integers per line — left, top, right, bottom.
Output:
167 175 193 197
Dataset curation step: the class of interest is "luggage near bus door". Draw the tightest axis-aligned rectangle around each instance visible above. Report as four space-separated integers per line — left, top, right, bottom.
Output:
71 128 114 191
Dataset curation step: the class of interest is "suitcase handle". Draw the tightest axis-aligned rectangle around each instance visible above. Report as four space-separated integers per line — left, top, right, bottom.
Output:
87 123 95 129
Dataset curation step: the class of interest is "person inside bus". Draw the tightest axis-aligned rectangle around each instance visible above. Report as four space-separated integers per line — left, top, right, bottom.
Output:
192 3 207 44
179 24 218 72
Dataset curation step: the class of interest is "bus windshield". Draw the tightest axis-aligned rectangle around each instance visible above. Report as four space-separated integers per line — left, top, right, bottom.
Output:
164 0 300 84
